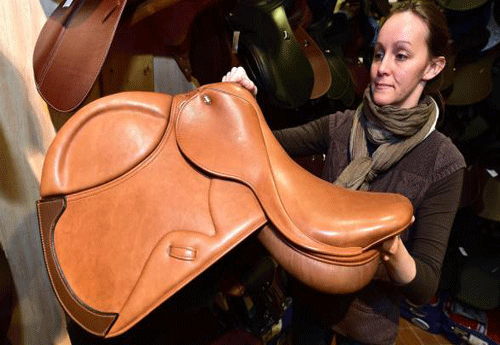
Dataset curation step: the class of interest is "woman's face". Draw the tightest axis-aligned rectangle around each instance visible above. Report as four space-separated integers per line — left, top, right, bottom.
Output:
370 11 442 109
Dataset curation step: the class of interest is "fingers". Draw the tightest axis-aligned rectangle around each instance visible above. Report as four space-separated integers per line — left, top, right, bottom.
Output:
222 66 240 82
221 67 258 96
223 66 246 82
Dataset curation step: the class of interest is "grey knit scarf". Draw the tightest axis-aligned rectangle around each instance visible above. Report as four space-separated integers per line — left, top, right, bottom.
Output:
335 87 437 190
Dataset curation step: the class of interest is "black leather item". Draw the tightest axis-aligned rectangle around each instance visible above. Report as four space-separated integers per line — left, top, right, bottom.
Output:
325 52 355 107
227 0 314 108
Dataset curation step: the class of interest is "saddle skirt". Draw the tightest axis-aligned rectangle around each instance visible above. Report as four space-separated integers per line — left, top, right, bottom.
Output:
37 82 413 337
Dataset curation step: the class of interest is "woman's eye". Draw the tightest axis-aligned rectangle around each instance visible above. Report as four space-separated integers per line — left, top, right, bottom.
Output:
373 51 384 60
396 53 408 61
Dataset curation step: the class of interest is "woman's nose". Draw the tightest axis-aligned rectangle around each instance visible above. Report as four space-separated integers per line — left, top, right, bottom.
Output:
377 56 390 76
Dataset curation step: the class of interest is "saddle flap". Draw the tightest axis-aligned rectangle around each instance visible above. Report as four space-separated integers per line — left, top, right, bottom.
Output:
37 88 267 337
325 52 355 107
33 0 128 112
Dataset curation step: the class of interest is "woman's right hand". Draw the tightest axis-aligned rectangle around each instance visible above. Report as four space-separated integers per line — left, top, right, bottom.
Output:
222 67 258 97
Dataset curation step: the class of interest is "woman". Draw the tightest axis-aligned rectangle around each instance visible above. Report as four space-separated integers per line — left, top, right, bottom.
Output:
223 1 465 344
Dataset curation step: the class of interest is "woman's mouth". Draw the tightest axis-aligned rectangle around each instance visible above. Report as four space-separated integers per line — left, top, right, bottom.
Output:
374 82 392 89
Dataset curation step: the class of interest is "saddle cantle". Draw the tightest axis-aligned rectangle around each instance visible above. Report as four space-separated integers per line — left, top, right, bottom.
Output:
36 82 413 337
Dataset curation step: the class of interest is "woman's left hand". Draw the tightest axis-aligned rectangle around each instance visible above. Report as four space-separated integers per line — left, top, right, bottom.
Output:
379 236 417 286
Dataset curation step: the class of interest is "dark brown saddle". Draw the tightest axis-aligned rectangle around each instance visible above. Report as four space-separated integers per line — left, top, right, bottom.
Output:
36 82 413 338
33 0 232 112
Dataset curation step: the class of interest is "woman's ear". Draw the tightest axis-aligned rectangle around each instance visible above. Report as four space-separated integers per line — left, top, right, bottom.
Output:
423 56 446 81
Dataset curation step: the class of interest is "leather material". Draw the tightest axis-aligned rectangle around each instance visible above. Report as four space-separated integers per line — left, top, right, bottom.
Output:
285 0 313 29
117 0 228 78
285 0 330 99
227 1 315 108
40 91 171 196
33 0 128 112
447 44 500 106
37 82 413 337
294 26 332 99
306 13 356 106
37 197 118 336
258 224 380 294
32 0 230 112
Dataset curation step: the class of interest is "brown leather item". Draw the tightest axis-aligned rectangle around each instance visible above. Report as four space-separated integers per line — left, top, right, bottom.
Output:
117 0 229 78
33 0 229 112
36 82 413 337
33 0 128 112
294 26 332 100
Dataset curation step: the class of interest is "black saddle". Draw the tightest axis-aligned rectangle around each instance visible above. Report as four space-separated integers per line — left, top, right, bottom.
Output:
227 0 315 109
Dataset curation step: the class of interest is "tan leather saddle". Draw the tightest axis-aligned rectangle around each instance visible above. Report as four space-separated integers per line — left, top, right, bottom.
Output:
36 82 413 338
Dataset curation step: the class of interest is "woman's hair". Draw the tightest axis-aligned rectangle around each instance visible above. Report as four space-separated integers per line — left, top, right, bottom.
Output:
383 0 451 96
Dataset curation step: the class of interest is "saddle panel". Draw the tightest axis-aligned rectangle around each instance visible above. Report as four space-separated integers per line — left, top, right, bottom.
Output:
33 0 127 112
37 89 267 337
258 225 380 294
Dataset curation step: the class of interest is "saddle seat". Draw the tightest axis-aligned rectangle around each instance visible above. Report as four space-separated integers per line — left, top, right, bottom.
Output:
37 82 413 338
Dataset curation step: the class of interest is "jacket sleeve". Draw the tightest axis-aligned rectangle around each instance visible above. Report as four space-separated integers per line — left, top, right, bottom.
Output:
272 115 330 157
400 168 465 305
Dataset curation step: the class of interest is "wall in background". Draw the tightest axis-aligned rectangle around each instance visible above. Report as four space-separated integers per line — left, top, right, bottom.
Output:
0 0 71 344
